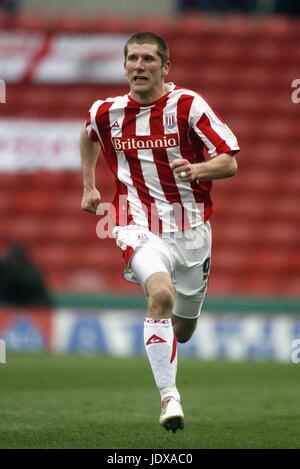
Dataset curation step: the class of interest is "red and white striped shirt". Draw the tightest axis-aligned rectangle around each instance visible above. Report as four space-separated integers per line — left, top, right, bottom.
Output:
86 82 239 233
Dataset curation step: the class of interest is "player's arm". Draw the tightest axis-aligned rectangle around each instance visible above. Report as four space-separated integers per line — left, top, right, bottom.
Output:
80 126 101 214
171 152 238 182
173 93 240 182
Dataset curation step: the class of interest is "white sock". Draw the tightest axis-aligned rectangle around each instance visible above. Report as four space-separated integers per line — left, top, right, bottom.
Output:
144 317 180 402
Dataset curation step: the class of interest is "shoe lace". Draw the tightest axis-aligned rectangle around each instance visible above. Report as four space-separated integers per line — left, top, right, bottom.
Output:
161 396 172 413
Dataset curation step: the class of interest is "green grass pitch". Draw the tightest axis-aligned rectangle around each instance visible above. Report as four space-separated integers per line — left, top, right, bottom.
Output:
0 353 299 449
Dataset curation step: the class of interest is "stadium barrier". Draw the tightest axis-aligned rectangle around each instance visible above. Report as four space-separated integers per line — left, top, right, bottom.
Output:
0 303 299 362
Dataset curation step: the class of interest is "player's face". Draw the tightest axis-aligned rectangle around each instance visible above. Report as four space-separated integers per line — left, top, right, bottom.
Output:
125 43 169 103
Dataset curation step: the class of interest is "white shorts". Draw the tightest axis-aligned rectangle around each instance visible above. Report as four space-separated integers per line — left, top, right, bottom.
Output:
112 223 212 319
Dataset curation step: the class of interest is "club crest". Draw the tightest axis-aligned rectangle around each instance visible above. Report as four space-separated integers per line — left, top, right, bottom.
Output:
164 113 177 129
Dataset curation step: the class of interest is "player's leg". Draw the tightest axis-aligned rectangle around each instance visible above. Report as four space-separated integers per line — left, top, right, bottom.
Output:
144 270 180 402
172 222 212 343
171 291 205 343
172 316 197 343
131 247 184 432
145 271 174 320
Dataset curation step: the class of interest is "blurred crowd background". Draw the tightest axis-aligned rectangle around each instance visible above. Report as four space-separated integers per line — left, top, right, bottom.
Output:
0 0 299 306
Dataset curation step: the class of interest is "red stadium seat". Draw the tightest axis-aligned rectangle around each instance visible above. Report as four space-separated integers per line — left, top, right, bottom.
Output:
131 16 175 37
175 13 213 38
257 16 296 40
89 15 134 33
0 11 12 28
51 13 90 33
13 11 48 31
213 14 256 39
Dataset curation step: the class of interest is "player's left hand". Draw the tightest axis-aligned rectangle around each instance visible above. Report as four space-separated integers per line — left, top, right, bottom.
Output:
170 159 197 182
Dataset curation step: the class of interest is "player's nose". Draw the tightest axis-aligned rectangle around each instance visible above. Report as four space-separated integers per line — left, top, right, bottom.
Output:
134 57 145 69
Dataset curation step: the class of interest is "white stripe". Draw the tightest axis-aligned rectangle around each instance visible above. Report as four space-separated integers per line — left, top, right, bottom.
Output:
164 91 204 227
135 107 177 232
109 96 148 227
89 100 105 151
190 94 239 157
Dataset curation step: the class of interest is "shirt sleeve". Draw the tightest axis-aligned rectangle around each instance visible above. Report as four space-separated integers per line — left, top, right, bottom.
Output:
85 114 99 142
189 94 240 158
85 99 104 143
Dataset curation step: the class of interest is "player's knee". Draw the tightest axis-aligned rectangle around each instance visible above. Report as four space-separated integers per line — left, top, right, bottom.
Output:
149 287 174 316
176 334 190 344
172 316 197 343
174 329 194 343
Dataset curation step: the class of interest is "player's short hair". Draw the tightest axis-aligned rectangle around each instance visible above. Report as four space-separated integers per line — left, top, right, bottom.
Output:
124 32 169 66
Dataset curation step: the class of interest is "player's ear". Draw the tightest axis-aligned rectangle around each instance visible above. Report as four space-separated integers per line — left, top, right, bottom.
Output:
162 60 170 79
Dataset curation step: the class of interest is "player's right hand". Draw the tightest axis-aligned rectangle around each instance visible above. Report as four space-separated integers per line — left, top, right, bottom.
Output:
81 188 101 214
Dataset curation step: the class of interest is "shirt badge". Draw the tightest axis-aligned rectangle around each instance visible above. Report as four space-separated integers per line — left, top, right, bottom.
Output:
164 113 177 130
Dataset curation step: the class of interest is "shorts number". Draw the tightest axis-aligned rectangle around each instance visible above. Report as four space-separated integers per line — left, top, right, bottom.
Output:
203 257 210 280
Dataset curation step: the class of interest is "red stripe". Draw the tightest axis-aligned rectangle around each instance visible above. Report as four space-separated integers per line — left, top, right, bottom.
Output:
188 127 206 162
196 113 232 155
188 126 213 221
86 112 101 143
150 103 189 230
112 180 132 226
95 101 114 161
176 94 205 229
176 94 197 162
197 92 226 124
94 100 131 225
170 333 177 364
122 105 162 232
123 245 134 267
